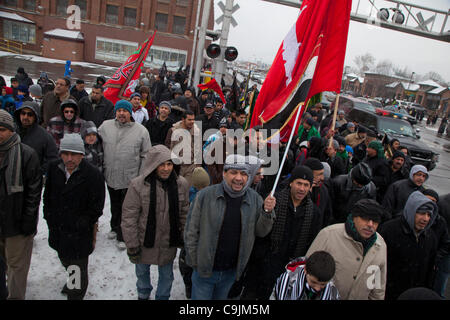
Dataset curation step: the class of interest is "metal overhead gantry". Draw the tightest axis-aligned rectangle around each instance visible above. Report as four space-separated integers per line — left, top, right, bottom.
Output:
262 0 450 43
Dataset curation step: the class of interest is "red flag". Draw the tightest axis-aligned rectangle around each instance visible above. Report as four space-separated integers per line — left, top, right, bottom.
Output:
197 78 226 104
103 32 156 105
249 0 351 142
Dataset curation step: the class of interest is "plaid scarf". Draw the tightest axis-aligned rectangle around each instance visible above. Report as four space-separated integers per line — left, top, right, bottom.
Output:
0 133 23 195
271 187 314 258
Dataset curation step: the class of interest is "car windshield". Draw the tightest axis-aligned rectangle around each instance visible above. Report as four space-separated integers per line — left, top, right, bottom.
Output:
354 102 376 113
379 118 415 137
369 100 382 108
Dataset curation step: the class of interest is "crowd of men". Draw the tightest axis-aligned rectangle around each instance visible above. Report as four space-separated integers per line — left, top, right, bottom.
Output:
0 66 449 301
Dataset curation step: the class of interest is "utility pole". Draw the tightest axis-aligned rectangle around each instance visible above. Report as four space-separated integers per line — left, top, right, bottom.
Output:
193 0 212 92
188 0 203 87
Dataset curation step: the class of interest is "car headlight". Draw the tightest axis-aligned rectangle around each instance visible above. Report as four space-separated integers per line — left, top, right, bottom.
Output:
393 115 398 118
402 116 408 120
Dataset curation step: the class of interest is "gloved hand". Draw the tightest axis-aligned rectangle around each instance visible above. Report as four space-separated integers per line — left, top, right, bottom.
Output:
127 247 141 264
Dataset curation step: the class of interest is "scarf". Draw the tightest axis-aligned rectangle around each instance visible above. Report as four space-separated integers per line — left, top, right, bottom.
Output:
345 214 377 256
270 188 315 258
0 133 23 195
143 170 183 248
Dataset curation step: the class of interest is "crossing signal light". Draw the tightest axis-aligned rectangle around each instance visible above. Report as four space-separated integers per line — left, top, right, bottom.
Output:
224 46 238 61
206 44 221 59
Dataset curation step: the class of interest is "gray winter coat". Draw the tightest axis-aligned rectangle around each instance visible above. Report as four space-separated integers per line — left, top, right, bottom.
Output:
184 183 275 281
98 119 151 190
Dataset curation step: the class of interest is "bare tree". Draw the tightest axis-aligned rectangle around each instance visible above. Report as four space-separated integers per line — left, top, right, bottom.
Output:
375 59 393 75
353 53 375 76
423 71 449 86
393 65 412 78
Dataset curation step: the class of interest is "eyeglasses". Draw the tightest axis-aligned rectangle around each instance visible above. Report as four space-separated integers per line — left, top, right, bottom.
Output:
64 110 75 114
20 111 34 117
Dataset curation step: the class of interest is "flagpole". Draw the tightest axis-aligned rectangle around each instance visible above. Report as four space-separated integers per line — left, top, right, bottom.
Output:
328 93 340 148
270 101 304 197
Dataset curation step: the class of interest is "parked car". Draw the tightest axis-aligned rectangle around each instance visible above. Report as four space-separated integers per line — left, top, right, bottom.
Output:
367 99 383 109
378 105 417 125
330 94 377 114
346 108 438 170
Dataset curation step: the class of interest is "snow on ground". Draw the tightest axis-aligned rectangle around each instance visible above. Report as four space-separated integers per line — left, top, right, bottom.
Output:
26 190 188 300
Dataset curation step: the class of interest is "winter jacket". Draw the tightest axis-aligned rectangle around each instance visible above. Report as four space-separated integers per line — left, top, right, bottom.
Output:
378 191 439 300
69 86 88 102
37 73 55 96
326 155 347 178
1 94 17 116
98 119 151 190
330 173 377 223
165 121 202 186
306 223 387 300
145 116 175 146
297 125 320 143
15 71 33 88
345 132 366 148
47 115 85 149
382 178 425 220
78 95 114 128
40 91 74 127
196 113 220 139
43 160 105 260
14 103 58 175
376 161 409 203
132 107 149 125
121 145 190 266
364 156 390 197
0 143 42 238
14 94 33 110
274 257 340 300
184 183 275 281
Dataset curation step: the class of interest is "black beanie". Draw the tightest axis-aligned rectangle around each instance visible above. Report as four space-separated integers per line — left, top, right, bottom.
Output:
289 165 314 186
351 162 372 186
350 199 384 223
357 126 367 133
422 189 439 202
392 150 406 160
304 157 324 171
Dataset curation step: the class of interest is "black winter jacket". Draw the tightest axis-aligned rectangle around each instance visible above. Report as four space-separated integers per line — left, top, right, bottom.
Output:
379 216 438 300
43 159 105 260
381 178 424 220
78 96 114 128
0 144 42 238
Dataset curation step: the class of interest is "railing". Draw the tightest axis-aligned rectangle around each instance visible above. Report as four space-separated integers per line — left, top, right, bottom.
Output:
0 37 23 54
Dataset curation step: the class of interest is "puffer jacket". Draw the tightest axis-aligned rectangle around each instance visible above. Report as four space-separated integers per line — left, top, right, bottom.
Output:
98 119 151 190
184 183 275 281
43 159 105 260
0 142 42 238
121 145 190 266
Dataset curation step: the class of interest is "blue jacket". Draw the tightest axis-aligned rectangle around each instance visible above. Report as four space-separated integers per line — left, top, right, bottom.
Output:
184 183 275 280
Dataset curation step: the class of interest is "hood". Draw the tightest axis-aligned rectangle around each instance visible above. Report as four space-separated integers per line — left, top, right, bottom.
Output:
285 256 307 272
140 144 180 178
14 100 40 124
409 164 428 182
403 191 438 234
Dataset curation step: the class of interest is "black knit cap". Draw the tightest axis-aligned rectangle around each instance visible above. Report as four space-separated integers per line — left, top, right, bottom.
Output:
392 150 406 160
350 199 384 223
304 157 324 171
422 189 439 202
289 165 314 186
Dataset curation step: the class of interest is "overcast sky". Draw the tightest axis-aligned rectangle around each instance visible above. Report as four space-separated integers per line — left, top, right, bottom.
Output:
213 0 450 82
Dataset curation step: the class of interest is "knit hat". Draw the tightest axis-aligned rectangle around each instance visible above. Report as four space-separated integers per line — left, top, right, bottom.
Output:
322 162 331 179
159 100 172 111
18 85 28 94
357 125 367 133
347 122 355 128
0 109 15 131
367 130 377 138
351 162 372 186
191 167 210 190
368 140 384 158
338 110 345 115
304 157 324 171
130 92 141 99
224 154 251 174
350 199 384 223
416 202 435 214
29 84 42 97
422 189 439 202
2 86 13 95
81 121 98 138
392 150 405 160
59 133 85 155
289 165 314 186
114 99 133 114
305 117 315 127
335 135 346 146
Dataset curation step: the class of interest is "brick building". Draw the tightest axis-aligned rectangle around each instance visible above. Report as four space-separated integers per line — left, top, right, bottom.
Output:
0 0 214 71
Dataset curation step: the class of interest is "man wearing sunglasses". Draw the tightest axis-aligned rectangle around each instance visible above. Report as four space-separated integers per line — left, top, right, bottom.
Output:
14 101 58 176
47 99 85 150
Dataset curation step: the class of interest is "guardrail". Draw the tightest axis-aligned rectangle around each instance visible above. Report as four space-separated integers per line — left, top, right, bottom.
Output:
0 38 23 54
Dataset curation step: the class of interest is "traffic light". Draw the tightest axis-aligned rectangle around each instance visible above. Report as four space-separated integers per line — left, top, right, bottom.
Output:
224 46 238 61
206 44 221 59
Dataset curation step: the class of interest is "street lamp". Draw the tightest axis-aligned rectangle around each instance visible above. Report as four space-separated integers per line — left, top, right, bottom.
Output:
407 72 415 102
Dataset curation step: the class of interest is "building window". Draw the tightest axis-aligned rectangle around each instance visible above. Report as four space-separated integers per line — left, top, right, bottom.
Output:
173 16 186 35
24 0 36 11
157 0 170 3
176 0 189 6
3 20 36 44
74 0 87 20
4 0 17 7
147 45 187 70
106 5 119 25
56 0 69 16
124 7 137 27
155 13 168 32
95 37 139 63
